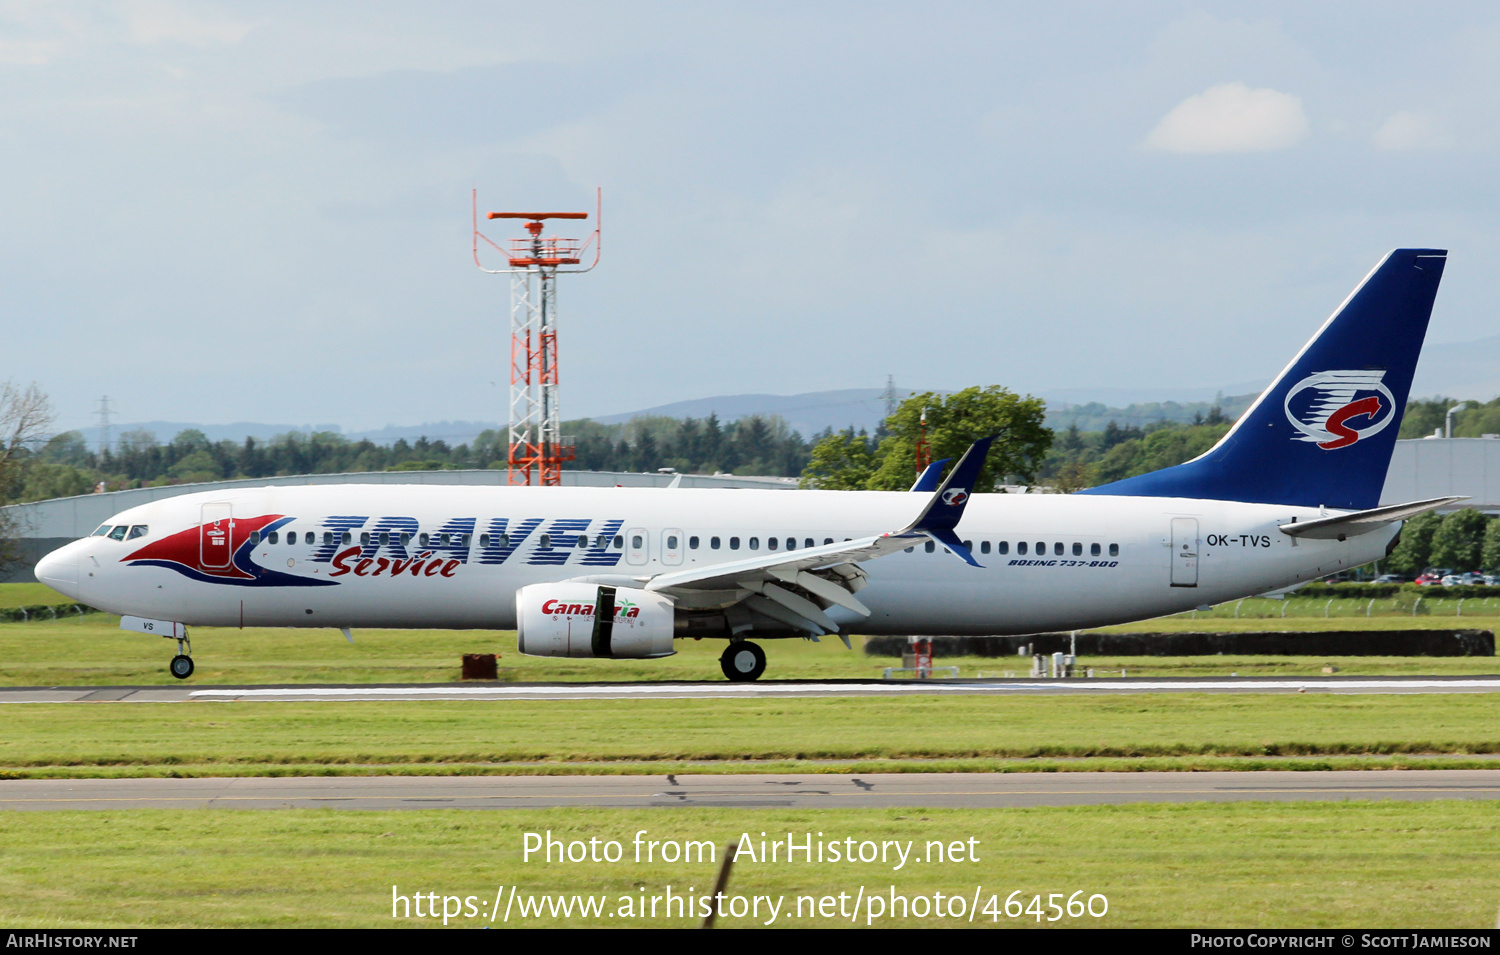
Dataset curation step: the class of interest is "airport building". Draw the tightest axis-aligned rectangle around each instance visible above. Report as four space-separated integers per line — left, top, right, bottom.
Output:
3 436 1495 583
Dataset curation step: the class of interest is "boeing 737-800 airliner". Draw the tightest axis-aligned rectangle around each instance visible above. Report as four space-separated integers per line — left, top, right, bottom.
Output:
35 249 1456 680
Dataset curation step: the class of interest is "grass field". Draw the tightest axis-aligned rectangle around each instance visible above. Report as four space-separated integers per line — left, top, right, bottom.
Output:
0 582 68 608
0 802 1495 928
1 611 1499 686
3 693 1497 779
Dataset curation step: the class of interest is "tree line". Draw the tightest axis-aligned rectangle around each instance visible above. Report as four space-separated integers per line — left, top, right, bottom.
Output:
1384 508 1499 576
4 412 817 504
7 383 1489 509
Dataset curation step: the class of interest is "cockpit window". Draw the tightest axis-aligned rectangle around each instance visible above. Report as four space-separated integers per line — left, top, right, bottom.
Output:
126 525 148 540
107 525 127 541
91 525 111 537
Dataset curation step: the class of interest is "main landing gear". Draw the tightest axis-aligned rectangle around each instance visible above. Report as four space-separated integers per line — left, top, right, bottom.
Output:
167 633 194 680
720 641 766 682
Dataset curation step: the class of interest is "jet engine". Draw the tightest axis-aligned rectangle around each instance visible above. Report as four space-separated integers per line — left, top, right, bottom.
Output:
515 582 675 658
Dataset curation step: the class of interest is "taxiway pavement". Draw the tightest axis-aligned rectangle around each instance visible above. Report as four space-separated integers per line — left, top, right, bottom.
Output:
2 770 1497 810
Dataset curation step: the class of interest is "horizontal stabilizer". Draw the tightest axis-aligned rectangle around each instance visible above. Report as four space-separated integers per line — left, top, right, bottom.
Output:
1279 496 1467 540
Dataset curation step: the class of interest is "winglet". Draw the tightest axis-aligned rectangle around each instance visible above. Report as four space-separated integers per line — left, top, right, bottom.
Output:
909 457 952 493
903 436 994 534
897 436 993 567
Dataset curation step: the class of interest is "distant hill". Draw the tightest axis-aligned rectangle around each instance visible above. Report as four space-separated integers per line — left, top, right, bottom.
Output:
589 388 893 438
58 332 1500 452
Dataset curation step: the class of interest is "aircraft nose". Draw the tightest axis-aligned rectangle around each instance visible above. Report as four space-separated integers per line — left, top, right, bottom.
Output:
34 545 80 600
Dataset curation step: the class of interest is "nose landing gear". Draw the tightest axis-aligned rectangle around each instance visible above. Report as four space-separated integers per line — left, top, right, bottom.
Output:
167 633 193 680
719 640 766 682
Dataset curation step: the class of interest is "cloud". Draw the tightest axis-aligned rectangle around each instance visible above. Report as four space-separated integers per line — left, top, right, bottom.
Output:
123 0 251 47
1145 82 1308 153
1372 111 1450 151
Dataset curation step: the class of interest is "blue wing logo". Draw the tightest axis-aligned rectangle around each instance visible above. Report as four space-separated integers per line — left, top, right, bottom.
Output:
942 488 968 506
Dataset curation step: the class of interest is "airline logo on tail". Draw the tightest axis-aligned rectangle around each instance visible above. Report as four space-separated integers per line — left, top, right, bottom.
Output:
1283 370 1396 450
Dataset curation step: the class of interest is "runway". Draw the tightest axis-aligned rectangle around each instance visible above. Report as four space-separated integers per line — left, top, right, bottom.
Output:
3 674 1500 703
2 770 1497 810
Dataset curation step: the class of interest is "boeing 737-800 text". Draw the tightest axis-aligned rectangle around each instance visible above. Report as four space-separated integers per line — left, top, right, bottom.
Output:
35 249 1456 680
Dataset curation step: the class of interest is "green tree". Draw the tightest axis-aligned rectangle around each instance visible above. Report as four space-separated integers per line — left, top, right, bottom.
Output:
1428 508 1489 572
865 386 1051 491
1483 518 1500 572
1385 510 1442 575
799 429 877 489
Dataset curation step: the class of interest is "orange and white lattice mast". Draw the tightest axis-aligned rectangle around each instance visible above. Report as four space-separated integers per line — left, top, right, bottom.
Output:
473 190 600 485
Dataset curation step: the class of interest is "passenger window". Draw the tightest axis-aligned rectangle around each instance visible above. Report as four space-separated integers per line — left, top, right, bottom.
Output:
963 540 972 550
924 541 935 553
980 541 990 554
342 532 352 545
420 533 430 546
823 538 833 545
479 534 490 547
1036 541 1044 555
499 534 510 548
323 532 333 545
379 532 389 546
767 537 777 551
462 534 472 546
127 525 148 540
749 537 760 550
1018 542 1028 555
1091 543 1101 557
269 532 280 545
630 535 642 549
667 535 679 550
711 537 721 549
1072 542 1082 556
439 533 450 545
613 535 623 548
1054 542 1064 556
360 532 370 546
1109 543 1119 557
577 534 588 548
400 532 411 546
905 546 913 553
689 536 700 549
730 537 740 550
786 538 796 550
305 532 314 545
249 531 261 545
997 541 1009 555
542 534 554 548
91 524 111 537
804 538 814 549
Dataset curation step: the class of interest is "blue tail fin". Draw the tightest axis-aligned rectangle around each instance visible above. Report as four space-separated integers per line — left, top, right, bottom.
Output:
1078 249 1447 510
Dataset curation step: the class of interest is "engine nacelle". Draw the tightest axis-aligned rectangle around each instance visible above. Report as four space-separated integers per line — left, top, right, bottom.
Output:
516 582 675 659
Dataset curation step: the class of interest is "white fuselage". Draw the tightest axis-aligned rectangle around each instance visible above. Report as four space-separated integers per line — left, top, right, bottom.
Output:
36 484 1392 637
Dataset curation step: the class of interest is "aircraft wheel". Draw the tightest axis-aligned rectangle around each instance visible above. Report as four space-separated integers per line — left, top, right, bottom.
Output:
720 641 766 682
169 654 195 680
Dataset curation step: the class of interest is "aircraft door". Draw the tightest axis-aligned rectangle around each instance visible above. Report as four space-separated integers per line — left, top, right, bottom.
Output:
661 528 684 566
200 503 235 570
1170 517 1199 588
625 527 649 566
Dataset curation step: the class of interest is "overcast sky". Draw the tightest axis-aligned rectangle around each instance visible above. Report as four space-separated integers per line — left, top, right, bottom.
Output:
5 2 1500 434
